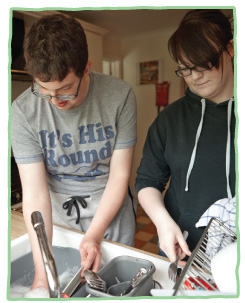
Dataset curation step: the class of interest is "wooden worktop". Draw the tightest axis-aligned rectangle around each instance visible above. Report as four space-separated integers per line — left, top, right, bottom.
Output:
11 210 84 241
11 210 27 240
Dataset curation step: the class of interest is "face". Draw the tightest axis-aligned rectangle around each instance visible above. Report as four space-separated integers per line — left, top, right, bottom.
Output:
35 62 91 111
180 45 234 103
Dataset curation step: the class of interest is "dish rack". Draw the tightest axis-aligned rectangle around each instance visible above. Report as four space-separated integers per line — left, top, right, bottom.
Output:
172 218 237 296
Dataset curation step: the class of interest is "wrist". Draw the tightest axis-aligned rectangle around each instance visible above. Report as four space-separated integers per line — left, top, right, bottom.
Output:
154 207 173 229
84 229 102 244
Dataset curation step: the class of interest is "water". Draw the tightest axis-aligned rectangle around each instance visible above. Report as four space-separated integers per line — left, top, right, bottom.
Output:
10 246 81 298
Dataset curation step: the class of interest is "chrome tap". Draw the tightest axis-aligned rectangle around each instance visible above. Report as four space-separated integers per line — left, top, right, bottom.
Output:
31 211 60 298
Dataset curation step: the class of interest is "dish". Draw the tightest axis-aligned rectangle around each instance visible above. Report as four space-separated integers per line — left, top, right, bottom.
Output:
211 241 237 294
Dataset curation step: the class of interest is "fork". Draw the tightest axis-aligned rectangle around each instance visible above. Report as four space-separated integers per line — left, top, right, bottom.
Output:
168 230 189 282
83 269 107 292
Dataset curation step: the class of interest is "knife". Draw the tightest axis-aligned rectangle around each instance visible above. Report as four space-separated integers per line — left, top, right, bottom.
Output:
61 266 84 298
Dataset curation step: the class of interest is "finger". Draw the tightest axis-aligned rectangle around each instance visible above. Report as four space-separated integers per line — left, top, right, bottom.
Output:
177 235 191 257
163 244 178 263
90 251 102 272
178 259 187 267
83 245 99 270
79 245 87 260
80 248 88 268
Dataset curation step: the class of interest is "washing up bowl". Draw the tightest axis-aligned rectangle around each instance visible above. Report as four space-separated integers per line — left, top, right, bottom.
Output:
10 224 173 298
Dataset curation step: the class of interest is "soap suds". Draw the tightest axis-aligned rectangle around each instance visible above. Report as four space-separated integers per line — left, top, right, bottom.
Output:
24 288 50 298
9 265 80 298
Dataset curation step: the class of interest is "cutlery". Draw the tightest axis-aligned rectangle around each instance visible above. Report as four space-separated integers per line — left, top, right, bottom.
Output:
168 230 189 282
83 269 107 292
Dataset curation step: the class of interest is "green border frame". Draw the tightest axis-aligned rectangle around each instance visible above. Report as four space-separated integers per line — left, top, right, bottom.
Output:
8 5 239 301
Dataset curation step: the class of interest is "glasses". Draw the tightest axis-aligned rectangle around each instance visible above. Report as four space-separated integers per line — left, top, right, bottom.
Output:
31 77 82 101
175 47 225 78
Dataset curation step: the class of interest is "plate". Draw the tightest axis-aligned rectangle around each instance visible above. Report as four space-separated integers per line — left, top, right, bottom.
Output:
211 242 237 294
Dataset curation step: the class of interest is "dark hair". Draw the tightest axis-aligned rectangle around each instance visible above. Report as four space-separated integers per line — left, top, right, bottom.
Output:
23 13 88 81
168 9 233 70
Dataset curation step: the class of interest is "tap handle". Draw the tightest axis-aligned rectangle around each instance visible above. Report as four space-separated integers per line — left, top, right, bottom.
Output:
31 211 45 229
31 211 60 298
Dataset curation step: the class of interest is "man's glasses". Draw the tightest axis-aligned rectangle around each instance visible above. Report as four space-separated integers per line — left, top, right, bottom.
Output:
175 47 225 78
31 77 82 101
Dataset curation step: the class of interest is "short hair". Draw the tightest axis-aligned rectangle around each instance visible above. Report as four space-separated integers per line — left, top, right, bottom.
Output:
168 9 233 70
23 13 88 81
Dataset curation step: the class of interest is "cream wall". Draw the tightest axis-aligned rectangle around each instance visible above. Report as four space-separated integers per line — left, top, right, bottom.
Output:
114 29 184 195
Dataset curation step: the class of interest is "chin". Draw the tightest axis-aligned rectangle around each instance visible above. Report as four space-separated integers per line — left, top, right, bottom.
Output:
192 87 215 100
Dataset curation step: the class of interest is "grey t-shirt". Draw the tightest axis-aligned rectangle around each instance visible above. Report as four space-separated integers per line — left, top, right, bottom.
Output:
11 71 137 195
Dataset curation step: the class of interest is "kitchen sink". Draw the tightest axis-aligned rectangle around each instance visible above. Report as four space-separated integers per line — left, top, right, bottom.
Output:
10 225 173 298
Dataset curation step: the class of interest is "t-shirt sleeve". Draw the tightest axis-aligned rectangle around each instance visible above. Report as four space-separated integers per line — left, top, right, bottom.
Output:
11 100 44 164
114 87 137 150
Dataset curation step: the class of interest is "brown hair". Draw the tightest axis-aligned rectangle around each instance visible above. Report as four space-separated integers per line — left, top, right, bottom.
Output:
23 13 88 81
168 9 233 70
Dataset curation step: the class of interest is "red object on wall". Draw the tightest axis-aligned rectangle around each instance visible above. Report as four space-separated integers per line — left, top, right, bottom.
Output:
156 81 169 107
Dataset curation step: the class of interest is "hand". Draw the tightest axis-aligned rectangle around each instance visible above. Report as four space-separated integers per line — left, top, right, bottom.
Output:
79 235 102 273
158 220 191 267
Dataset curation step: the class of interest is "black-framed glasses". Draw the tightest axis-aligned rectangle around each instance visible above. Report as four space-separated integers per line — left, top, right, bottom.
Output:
175 47 225 78
31 77 82 101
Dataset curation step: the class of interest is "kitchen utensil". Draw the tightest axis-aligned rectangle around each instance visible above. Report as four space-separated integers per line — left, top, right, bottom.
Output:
119 267 148 296
184 277 217 290
168 230 189 282
172 218 237 296
61 266 84 298
107 281 131 296
85 255 155 297
83 270 107 292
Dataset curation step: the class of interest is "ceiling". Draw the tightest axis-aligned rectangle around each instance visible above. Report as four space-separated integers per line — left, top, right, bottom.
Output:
62 9 233 41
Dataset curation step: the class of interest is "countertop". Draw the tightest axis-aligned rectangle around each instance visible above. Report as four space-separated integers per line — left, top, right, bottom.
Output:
11 210 168 261
11 210 27 240
11 210 85 241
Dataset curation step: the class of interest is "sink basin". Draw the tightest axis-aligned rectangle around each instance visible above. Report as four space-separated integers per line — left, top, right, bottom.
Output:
10 246 88 297
10 225 173 298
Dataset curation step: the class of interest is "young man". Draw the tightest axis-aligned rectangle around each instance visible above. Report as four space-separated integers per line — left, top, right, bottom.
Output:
11 13 137 291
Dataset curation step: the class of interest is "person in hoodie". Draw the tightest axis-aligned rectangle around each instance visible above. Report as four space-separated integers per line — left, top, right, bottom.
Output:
135 9 235 265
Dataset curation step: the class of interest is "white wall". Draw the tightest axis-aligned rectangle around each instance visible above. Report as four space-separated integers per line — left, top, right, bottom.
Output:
118 29 184 194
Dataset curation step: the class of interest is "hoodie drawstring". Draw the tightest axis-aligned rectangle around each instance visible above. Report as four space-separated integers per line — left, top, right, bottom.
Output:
185 97 234 198
226 98 234 199
185 98 206 192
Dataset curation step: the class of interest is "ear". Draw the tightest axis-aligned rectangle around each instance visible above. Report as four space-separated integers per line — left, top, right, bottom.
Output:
227 39 234 58
84 61 92 77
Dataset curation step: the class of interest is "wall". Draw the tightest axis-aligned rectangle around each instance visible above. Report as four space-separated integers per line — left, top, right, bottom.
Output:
118 29 184 194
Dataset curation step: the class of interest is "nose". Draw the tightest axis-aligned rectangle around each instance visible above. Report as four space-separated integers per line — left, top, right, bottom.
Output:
191 70 203 80
49 95 59 103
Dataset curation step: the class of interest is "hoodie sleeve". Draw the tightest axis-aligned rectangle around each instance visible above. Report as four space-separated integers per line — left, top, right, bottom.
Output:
135 113 170 194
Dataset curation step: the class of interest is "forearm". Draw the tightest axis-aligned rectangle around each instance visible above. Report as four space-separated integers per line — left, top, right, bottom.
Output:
85 147 134 241
138 187 174 231
85 174 129 241
18 162 53 288
138 187 191 262
79 147 134 271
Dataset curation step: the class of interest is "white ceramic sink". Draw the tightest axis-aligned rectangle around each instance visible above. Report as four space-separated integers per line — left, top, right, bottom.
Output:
10 225 174 298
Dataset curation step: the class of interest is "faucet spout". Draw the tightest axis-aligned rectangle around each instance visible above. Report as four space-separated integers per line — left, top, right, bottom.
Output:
31 211 60 298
